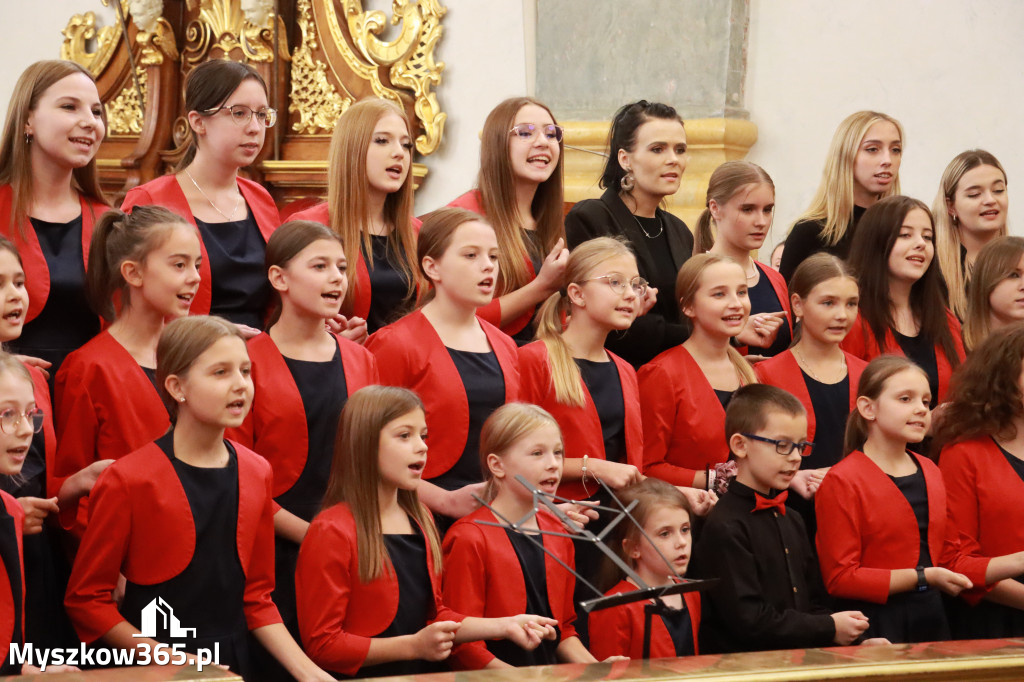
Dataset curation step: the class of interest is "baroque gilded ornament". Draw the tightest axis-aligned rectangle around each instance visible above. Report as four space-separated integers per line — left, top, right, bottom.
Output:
61 10 122 77
289 0 350 135
106 67 148 135
182 0 288 66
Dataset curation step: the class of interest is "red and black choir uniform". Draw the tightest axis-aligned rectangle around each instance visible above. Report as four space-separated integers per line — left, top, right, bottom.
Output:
65 433 281 678
296 503 483 677
754 349 867 537
688 481 835 653
53 331 169 536
815 450 990 643
940 436 1024 638
289 203 422 333
744 262 792 358
447 190 544 344
366 311 519 521
121 175 280 328
442 507 577 668
0 489 25 675
638 345 731 487
0 185 107 381
227 331 378 635
588 580 701 660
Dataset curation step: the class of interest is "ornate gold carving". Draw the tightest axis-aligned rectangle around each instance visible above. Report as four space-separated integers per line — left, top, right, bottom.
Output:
289 0 350 134
182 0 288 67
137 17 179 65
385 1 446 155
61 11 122 77
106 67 148 136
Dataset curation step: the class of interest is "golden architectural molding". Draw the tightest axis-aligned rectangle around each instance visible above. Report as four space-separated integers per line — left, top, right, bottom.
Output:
182 0 288 67
290 0 351 134
61 10 122 76
137 18 180 65
106 67 147 135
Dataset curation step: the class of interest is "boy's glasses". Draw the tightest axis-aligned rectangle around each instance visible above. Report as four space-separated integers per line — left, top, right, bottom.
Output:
203 104 278 128
579 274 648 297
509 123 564 143
741 433 813 456
0 407 44 434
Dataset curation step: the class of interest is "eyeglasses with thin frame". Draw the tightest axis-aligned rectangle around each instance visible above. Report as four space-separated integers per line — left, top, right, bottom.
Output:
741 433 814 456
0 407 44 434
579 274 648 297
203 104 278 128
509 123 564 143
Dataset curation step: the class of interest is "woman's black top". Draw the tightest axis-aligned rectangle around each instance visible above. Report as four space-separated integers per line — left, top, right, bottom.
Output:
431 348 505 491
11 216 99 379
802 371 848 469
280 346 347 521
365 235 412 334
511 229 545 346
576 358 626 464
779 205 868 282
714 389 734 409
893 331 939 409
888 459 931 568
747 263 791 357
194 210 270 329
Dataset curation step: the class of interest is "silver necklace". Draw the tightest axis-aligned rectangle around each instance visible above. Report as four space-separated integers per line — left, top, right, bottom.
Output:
183 168 242 221
794 345 846 383
631 212 663 239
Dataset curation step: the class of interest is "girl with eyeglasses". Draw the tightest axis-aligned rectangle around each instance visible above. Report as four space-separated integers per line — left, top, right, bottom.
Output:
446 97 569 345
122 60 281 336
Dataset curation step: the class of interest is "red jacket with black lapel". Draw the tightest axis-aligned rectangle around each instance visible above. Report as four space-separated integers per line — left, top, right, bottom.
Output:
64 440 280 644
517 340 642 500
121 175 280 316
366 310 519 480
738 263 792 356
0 491 25 655
588 579 700 659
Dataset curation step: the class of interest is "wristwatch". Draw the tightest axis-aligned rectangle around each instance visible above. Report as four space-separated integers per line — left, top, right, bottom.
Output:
916 566 928 592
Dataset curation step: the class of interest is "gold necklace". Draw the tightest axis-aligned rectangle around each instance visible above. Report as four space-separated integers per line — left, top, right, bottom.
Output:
794 346 847 383
184 169 242 221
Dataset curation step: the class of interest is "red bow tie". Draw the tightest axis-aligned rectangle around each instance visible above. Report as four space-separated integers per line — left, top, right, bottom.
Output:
752 491 788 515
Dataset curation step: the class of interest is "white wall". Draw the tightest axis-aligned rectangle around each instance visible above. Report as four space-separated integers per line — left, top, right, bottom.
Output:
745 0 1024 249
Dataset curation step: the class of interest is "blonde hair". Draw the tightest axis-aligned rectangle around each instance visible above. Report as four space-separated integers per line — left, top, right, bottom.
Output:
675 253 757 386
963 236 1024 351
535 237 635 407
156 316 245 420
694 161 775 256
0 60 107 238
796 111 904 247
933 150 1008 319
787 253 858 344
321 386 441 583
479 402 561 503
326 99 417 313
478 97 565 295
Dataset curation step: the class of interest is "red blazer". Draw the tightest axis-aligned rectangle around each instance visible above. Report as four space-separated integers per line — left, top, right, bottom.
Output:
754 349 866 445
54 331 170 532
229 331 378 497
940 436 1024 605
0 184 106 324
447 189 537 335
517 340 642 500
588 579 700 660
366 310 520 479
638 345 730 487
815 450 989 604
64 439 280 644
121 175 280 316
288 202 422 321
25 362 58 500
739 263 792 355
0 490 25 655
840 310 965 402
295 502 475 675
442 506 577 668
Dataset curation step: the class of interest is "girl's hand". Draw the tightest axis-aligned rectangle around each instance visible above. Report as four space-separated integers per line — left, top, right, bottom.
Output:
534 238 570 295
18 496 59 535
235 324 263 340
830 610 869 645
789 469 826 499
22 663 80 674
602 656 630 662
445 482 486 519
735 311 787 348
69 459 115 498
328 314 368 344
676 487 717 516
557 502 598 530
412 621 460 661
14 355 51 380
861 637 891 645
589 459 642 489
638 286 658 317
925 567 972 596
503 614 558 649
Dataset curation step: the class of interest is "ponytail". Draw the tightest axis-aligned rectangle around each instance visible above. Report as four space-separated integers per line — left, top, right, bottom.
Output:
727 346 758 387
693 208 715 256
535 290 586 407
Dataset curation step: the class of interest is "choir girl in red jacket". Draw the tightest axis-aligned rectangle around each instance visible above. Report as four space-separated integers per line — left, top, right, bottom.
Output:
447 97 569 342
589 478 700 660
443 402 618 667
935 323 1024 637
962 236 1024 351
227 219 378 636
65 316 333 680
0 60 109 379
814 355 1019 643
694 161 790 358
755 253 866 536
295 385 557 677
121 60 281 334
843 196 965 405
290 99 419 336
55 206 200 536
366 207 519 524
639 253 757 489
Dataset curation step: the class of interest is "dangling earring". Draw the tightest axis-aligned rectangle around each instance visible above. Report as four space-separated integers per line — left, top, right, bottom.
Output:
23 132 32 145
620 169 635 193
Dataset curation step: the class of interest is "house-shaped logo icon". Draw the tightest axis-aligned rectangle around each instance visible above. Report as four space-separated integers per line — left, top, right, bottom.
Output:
131 597 197 638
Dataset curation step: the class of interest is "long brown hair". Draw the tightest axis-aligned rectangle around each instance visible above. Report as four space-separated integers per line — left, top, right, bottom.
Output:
416 206 494 306
963 236 1024 351
326 99 417 313
0 60 107 238
478 97 564 295
263 219 344 327
694 161 775 256
320 385 441 583
843 355 926 455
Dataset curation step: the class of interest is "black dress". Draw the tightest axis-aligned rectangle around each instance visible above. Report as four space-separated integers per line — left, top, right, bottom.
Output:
364 236 412 333
779 205 868 282
0 502 22 675
747 263 791 357
195 210 271 329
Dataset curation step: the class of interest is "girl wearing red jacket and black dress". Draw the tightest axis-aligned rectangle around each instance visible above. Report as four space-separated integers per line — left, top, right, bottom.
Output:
121 60 280 335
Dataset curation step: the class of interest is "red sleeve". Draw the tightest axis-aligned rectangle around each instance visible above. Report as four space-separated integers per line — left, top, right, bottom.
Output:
939 445 986 605
441 522 496 669
931 456 989 591
53 357 99 530
638 361 696 486
365 328 412 387
295 515 371 675
840 319 871 361
475 299 502 327
242 461 282 630
814 471 891 603
587 601 633 659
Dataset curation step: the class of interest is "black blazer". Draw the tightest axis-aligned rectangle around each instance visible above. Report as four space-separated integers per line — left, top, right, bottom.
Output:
565 188 693 368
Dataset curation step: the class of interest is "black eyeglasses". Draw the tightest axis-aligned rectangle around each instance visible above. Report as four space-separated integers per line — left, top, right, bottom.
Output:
203 104 278 128
741 433 814 456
